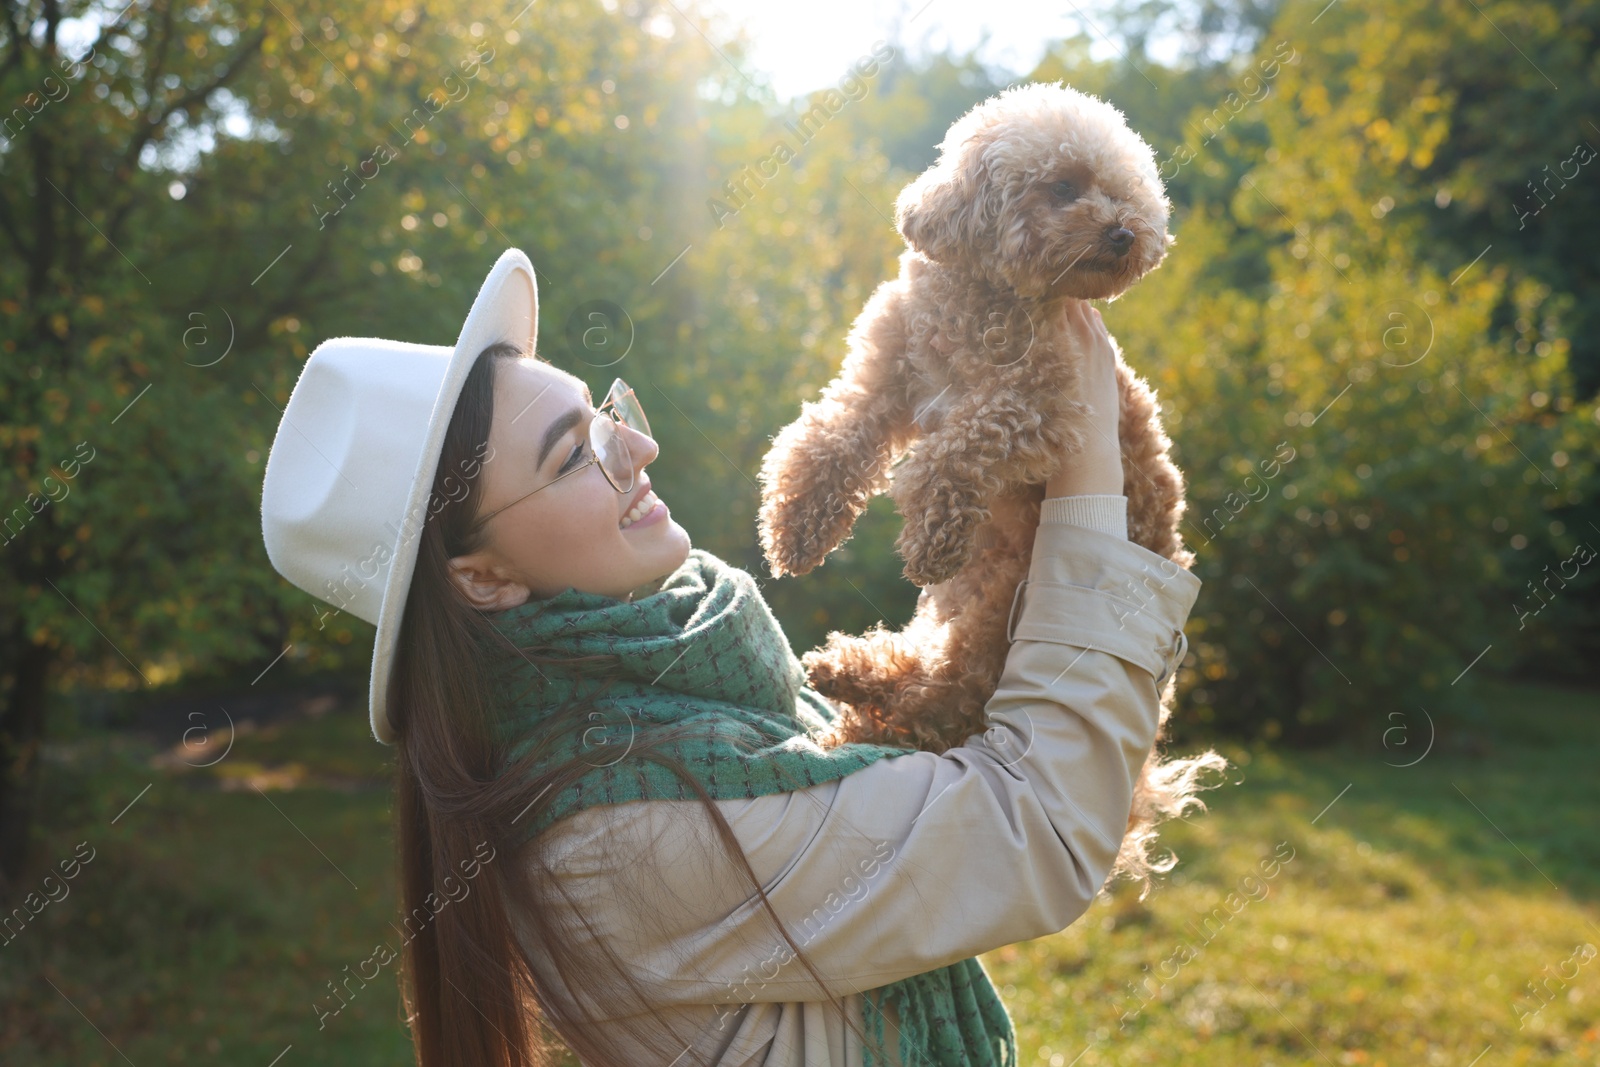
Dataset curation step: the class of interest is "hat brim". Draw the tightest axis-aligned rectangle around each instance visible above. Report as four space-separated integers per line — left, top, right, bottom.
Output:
366 248 539 744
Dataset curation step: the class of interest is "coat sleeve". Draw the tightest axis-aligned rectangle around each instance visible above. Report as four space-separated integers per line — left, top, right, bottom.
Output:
531 494 1202 1011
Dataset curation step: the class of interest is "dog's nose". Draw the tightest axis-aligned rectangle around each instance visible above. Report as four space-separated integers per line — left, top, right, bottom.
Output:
1105 227 1135 256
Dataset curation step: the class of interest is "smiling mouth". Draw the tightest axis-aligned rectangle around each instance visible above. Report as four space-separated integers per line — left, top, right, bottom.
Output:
620 489 661 528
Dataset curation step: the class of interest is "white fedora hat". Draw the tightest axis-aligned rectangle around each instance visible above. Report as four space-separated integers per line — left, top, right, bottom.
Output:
260 247 539 745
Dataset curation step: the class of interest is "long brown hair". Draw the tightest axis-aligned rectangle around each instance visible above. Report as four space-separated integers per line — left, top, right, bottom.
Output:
385 341 894 1066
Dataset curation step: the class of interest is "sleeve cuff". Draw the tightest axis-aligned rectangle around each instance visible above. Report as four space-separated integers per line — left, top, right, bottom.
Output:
1009 520 1202 680
1041 494 1128 540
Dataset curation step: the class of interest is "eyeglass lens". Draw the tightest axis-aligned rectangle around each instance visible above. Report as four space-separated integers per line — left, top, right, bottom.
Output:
593 381 651 493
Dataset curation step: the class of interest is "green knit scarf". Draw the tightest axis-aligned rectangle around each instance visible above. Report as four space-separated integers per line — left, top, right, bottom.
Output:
484 548 1017 1067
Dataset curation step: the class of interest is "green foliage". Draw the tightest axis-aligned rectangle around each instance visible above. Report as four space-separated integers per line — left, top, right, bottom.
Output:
2 0 1596 779
1026 2 1600 743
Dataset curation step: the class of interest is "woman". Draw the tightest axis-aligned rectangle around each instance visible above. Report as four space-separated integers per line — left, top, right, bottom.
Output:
260 249 1217 1066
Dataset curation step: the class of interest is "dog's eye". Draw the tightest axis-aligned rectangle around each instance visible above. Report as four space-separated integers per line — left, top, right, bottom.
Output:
1051 180 1079 201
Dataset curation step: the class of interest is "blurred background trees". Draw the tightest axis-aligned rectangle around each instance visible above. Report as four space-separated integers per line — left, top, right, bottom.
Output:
3 0 1597 891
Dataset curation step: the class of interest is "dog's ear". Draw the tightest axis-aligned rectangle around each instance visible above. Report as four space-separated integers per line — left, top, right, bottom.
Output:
896 164 966 262
896 145 991 264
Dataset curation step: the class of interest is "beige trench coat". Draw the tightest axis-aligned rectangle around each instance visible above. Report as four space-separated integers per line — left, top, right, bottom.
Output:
511 494 1203 1066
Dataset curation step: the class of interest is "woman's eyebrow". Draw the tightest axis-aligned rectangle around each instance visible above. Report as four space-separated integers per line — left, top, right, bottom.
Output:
536 406 585 470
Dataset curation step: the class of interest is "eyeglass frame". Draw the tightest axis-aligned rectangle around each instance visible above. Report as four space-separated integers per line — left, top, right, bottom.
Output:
471 377 651 529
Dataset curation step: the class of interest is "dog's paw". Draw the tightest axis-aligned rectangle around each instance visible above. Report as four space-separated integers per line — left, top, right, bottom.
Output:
801 645 887 707
757 495 842 577
800 647 845 696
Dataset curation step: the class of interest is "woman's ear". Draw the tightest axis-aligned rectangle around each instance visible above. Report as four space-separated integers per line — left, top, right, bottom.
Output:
448 553 529 612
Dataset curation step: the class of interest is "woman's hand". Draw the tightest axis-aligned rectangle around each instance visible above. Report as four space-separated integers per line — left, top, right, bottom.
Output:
1046 301 1125 497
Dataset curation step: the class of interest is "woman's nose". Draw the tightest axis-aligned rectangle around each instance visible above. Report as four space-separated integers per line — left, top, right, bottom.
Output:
622 421 658 470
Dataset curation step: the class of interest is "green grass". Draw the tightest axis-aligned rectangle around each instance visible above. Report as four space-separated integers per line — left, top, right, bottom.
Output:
3 677 1595 1065
990 678 1600 1067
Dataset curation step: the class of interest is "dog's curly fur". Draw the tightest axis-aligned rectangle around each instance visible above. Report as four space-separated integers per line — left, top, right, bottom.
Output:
756 82 1225 891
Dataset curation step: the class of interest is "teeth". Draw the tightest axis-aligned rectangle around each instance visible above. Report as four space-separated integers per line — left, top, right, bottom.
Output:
619 489 659 528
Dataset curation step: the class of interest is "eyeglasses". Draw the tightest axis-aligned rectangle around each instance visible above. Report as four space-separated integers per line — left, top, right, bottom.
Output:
474 378 652 527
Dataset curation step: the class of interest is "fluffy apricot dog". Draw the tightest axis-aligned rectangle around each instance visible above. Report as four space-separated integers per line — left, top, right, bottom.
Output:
756 81 1219 882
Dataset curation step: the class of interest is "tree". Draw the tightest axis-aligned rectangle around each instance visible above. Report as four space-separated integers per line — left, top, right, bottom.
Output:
0 0 748 892
1 0 273 894
1061 0 1600 742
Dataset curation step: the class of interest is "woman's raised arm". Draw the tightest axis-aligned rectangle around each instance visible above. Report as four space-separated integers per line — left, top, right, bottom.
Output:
528 500 1201 1011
